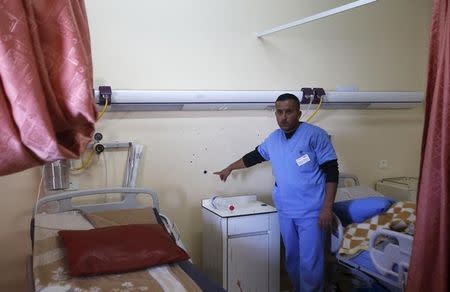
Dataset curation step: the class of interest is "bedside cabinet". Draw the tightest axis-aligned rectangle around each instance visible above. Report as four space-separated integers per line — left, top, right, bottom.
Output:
202 195 280 292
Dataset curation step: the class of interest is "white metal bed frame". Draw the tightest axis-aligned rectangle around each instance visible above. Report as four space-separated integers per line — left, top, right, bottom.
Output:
34 187 160 214
27 187 188 292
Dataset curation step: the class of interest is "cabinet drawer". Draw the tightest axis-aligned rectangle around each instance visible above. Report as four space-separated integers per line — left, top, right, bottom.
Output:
228 214 269 236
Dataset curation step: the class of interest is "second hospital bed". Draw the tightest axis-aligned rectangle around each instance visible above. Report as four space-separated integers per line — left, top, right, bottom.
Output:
329 175 415 291
27 187 225 292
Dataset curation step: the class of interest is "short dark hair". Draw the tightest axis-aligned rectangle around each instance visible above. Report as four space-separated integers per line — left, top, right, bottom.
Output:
276 93 300 110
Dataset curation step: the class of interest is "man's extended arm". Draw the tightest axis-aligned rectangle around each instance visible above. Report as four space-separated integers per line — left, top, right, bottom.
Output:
214 148 266 182
213 158 246 182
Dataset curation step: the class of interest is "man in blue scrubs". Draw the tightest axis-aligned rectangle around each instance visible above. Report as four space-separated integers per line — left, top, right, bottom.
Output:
214 93 339 292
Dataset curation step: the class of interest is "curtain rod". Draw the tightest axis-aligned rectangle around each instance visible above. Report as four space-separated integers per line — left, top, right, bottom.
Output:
256 0 377 38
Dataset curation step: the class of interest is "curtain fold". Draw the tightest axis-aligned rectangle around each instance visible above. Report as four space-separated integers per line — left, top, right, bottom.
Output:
0 0 96 176
407 0 450 291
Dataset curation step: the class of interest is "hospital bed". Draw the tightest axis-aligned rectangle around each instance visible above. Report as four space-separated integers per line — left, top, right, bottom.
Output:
330 175 415 292
26 187 224 292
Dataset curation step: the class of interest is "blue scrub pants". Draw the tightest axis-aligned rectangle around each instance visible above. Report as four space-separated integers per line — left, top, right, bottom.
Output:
279 215 325 292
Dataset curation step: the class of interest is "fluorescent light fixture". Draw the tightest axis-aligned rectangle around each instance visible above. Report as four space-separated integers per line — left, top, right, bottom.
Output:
322 91 423 109
324 91 423 103
256 0 377 38
97 90 296 104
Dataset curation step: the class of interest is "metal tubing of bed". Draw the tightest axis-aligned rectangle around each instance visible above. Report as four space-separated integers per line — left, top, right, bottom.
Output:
331 213 344 254
35 187 159 214
369 228 413 280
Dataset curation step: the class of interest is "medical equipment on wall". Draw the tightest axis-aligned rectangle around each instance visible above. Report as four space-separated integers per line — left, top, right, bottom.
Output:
93 88 423 111
42 132 143 192
300 87 325 122
82 140 144 188
43 86 111 190
123 143 144 187
202 194 280 291
68 132 105 173
43 159 70 190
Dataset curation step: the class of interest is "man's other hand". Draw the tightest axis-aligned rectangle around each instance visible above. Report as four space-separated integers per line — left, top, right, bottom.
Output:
319 208 333 230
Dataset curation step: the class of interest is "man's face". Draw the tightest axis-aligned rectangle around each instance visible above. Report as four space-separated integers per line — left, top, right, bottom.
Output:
275 99 301 132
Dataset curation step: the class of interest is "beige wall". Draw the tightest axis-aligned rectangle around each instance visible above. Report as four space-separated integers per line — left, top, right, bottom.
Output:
88 107 424 265
0 0 431 290
87 0 430 91
0 169 38 290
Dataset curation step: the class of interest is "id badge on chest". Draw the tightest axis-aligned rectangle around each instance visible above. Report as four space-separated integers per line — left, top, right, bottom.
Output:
296 153 310 166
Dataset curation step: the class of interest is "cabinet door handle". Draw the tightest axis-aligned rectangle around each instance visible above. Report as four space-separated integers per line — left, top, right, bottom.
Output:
228 231 268 239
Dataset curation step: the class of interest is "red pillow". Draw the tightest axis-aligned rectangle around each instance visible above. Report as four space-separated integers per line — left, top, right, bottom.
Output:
58 224 189 276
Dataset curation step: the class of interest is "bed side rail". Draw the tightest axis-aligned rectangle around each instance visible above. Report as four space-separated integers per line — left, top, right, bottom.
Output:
369 229 413 286
35 187 159 214
330 213 344 254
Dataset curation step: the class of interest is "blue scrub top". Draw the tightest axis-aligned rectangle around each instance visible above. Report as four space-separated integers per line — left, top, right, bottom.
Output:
258 123 337 218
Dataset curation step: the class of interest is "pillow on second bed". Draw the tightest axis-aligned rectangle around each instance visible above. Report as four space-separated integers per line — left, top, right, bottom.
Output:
333 197 395 226
59 224 189 277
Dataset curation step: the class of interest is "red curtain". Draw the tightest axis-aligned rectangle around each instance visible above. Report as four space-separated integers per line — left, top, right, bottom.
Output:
0 0 97 176
407 1 450 291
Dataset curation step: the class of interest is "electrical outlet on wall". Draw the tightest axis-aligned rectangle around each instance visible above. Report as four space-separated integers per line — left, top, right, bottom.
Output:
377 160 388 169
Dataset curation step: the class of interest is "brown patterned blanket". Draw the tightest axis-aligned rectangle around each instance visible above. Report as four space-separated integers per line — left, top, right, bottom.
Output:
339 201 416 257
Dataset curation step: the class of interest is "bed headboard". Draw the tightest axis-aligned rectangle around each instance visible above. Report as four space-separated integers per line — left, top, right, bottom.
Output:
35 187 159 215
338 173 360 188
